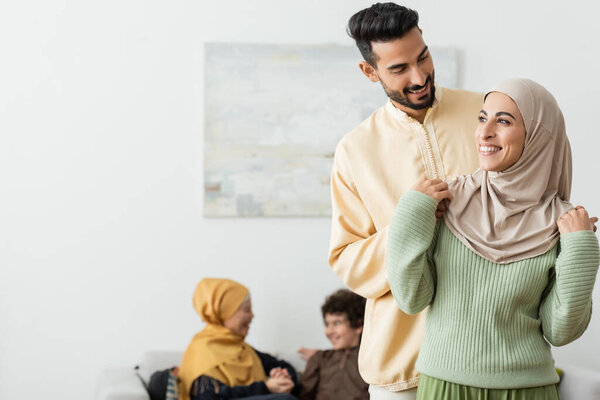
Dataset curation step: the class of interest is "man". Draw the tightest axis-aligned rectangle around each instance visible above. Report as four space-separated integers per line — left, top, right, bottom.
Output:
328 3 483 399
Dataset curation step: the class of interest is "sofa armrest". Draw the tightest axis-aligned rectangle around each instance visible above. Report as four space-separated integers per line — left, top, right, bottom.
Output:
95 367 149 400
558 364 600 400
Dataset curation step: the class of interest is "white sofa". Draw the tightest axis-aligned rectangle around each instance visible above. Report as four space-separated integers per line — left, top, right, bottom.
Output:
95 351 183 400
557 363 600 399
95 350 305 400
96 351 600 400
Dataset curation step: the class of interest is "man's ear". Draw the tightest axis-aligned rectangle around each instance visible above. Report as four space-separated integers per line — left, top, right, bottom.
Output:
359 61 379 83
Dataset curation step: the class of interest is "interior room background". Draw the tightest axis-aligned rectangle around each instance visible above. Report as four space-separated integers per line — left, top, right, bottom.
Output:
1 1 599 399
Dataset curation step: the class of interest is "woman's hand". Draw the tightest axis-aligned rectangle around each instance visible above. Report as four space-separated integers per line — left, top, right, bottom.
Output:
411 178 452 220
266 375 294 393
557 206 598 234
297 347 318 361
269 367 291 379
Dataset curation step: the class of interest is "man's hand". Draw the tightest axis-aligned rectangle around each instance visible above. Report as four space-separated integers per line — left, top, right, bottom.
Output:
411 178 452 220
297 347 318 361
266 376 294 393
557 206 597 234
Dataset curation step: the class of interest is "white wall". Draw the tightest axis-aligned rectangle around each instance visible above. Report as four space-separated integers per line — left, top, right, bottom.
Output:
1 1 599 399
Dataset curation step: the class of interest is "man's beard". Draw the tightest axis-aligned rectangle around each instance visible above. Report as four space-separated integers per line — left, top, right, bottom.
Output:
380 72 436 111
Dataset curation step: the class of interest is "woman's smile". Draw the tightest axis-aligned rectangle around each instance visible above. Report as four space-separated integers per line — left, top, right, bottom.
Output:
478 143 502 155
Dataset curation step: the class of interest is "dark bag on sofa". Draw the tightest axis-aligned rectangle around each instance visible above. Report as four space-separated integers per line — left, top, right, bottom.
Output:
139 366 179 400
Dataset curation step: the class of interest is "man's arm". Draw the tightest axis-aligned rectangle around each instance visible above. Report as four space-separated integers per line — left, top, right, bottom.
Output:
328 144 390 299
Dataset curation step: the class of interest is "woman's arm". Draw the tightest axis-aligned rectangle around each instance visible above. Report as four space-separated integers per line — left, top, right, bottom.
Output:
387 183 444 315
189 375 269 400
539 207 600 346
254 349 299 387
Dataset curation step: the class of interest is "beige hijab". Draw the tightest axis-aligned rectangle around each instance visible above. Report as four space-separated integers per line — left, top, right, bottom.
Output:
443 78 573 263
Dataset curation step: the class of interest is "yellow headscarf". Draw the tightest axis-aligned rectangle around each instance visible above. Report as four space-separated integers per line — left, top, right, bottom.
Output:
178 278 266 400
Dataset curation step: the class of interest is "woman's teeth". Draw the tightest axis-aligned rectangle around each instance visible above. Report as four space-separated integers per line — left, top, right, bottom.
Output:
480 146 501 153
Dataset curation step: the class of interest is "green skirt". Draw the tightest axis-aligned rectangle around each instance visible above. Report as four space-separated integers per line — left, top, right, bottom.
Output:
417 374 560 400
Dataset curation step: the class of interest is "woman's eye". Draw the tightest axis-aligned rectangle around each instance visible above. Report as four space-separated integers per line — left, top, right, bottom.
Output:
418 55 428 63
498 119 510 124
478 116 486 123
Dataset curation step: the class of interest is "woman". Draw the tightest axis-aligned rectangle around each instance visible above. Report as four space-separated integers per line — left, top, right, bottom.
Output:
179 278 298 400
386 78 599 399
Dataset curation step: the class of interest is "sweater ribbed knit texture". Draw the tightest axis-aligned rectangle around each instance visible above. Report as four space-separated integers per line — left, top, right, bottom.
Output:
387 191 600 389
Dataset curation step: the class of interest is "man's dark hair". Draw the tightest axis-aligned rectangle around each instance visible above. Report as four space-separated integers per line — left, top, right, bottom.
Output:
321 289 366 329
347 3 419 67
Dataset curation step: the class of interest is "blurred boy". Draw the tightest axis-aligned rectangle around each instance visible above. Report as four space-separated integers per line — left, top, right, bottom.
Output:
297 289 369 400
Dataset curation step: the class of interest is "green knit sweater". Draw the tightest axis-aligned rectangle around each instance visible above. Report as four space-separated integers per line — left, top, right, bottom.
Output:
387 190 600 389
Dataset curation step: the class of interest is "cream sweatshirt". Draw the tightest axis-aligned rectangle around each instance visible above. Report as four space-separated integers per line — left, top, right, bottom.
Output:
329 85 483 390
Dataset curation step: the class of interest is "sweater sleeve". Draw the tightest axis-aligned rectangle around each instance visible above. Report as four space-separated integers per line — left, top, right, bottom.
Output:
539 230 600 346
328 144 391 299
387 190 440 315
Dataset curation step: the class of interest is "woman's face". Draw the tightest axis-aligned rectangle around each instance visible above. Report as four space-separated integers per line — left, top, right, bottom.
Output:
476 92 526 172
223 298 254 338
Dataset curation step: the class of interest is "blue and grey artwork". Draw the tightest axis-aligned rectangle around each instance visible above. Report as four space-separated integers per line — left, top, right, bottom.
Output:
203 42 458 217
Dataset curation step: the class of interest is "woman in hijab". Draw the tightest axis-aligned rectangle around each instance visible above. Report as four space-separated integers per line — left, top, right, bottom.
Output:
386 79 599 399
179 278 298 400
